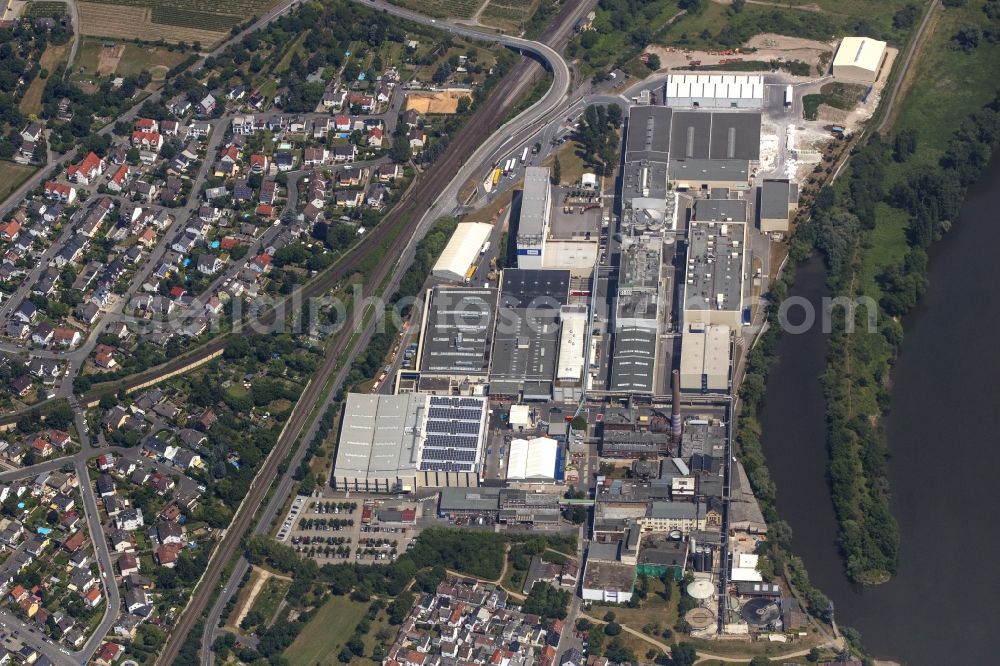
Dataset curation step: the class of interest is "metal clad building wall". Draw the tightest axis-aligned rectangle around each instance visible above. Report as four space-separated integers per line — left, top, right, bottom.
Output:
666 74 764 109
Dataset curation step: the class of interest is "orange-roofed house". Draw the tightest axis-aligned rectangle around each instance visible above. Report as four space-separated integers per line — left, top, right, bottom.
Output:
255 203 274 218
0 220 20 241
251 253 272 273
249 154 268 174
66 151 105 185
63 530 86 553
84 585 102 608
134 118 158 132
137 227 157 247
107 164 130 193
44 181 76 203
53 327 82 348
220 145 240 165
31 437 53 457
49 429 71 450
95 347 117 369
131 131 163 151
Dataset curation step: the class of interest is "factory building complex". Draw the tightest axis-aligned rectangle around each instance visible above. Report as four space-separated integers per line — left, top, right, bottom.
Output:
325 69 803 640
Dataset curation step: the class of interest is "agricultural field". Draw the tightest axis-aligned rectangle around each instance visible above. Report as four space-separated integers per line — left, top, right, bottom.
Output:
0 163 38 207
23 1 68 17
390 0 481 19
76 0 283 46
480 0 537 33
20 42 69 115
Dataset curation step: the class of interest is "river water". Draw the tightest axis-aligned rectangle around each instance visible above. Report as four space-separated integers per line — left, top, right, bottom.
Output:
758 156 1000 664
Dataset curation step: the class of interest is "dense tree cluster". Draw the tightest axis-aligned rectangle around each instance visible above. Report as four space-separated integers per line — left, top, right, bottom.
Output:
575 104 622 176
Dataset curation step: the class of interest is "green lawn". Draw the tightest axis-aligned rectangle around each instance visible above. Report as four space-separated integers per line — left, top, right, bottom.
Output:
859 0 1000 296
116 43 190 78
249 577 290 626
0 163 38 207
283 596 367 666
660 0 913 51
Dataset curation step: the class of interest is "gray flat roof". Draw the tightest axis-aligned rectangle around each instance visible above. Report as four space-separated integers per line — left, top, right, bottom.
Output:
759 179 795 220
685 221 745 313
587 541 622 562
583 559 635 592
669 158 749 184
439 487 501 513
490 307 559 386
668 110 761 161
610 326 658 393
649 501 704 520
670 111 712 159
517 166 551 240
709 112 761 161
625 106 672 162
500 268 570 309
694 198 747 222
622 160 669 204
420 287 498 376
333 393 422 481
679 420 728 458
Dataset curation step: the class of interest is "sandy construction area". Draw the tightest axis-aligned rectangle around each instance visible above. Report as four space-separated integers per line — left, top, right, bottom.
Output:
405 90 470 114
647 33 835 77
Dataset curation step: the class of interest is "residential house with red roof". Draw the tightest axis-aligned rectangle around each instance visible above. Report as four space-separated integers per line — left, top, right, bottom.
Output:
0 220 20 241
43 181 76 203
66 152 105 185
131 131 163 151
107 164 130 193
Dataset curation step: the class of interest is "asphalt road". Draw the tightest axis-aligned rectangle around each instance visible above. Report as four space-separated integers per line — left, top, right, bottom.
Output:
0 0 306 223
0 402 122 666
159 4 584 661
192 2 596 661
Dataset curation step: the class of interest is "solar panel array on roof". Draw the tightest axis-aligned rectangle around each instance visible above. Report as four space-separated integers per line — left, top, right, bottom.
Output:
418 395 488 473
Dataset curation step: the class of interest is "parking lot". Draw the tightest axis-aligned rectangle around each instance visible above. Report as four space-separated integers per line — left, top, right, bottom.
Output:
283 492 425 564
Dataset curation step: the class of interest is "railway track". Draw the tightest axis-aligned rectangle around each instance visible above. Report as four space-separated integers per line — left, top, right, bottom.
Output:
154 12 581 666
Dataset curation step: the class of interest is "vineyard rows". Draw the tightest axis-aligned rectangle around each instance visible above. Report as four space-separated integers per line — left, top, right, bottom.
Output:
392 0 481 19
24 1 69 17
78 2 230 45
150 6 242 32
86 0 271 19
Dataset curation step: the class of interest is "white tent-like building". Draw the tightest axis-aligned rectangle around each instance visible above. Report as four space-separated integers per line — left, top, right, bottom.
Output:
506 436 559 481
832 37 887 82
432 222 493 282
665 74 764 109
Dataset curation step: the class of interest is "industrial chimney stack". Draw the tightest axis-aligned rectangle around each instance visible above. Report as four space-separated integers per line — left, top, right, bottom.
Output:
671 369 682 439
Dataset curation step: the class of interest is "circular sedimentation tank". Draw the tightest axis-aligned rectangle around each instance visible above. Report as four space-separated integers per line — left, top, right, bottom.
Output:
685 607 716 630
740 597 780 626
